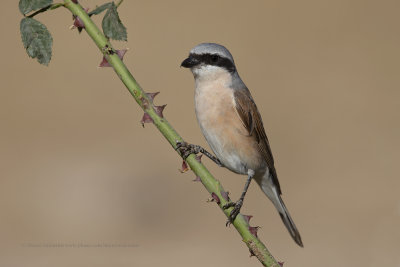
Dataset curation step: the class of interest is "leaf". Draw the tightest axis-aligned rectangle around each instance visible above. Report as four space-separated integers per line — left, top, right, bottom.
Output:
20 17 53 65
19 0 53 15
102 2 127 41
88 2 112 16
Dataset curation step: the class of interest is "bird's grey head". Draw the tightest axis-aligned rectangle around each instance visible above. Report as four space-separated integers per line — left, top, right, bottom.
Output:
181 43 236 79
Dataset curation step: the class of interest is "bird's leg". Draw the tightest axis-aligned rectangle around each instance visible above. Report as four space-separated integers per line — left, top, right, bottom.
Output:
223 169 255 225
176 141 223 167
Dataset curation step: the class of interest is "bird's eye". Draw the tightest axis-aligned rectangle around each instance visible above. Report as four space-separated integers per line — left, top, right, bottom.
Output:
211 54 219 62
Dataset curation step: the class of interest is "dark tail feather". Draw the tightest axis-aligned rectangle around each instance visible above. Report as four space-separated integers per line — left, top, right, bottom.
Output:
276 195 303 247
256 176 303 246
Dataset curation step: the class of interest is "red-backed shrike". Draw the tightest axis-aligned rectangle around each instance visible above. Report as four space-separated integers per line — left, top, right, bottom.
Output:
179 43 303 246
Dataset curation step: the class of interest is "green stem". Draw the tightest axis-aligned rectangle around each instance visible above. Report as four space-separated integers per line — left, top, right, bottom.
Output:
63 1 281 266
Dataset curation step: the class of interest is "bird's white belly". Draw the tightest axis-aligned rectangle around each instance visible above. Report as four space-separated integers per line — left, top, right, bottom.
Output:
201 128 248 174
194 75 254 175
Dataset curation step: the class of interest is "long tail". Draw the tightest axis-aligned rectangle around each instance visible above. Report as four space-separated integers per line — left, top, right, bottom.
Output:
256 176 303 247
275 194 303 247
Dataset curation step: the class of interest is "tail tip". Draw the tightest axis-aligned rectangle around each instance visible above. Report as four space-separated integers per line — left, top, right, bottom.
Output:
278 211 304 247
295 236 304 247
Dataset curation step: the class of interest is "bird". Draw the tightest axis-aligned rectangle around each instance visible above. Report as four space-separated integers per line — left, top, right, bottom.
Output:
178 43 303 247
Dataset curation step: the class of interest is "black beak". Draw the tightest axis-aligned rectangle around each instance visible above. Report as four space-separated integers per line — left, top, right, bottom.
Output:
181 56 199 68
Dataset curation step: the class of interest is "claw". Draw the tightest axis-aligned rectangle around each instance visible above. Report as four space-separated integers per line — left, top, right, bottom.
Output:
223 200 243 226
182 150 192 160
175 141 186 151
222 202 235 209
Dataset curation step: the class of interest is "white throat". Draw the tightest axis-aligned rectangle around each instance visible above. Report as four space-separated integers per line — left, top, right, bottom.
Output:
191 64 232 87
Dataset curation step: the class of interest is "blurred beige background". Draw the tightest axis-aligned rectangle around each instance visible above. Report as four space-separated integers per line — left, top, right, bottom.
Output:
1 0 399 266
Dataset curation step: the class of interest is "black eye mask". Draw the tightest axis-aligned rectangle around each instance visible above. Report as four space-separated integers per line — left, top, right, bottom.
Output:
190 53 236 72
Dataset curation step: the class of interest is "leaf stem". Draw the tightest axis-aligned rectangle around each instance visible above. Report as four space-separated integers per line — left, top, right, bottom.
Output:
62 1 281 266
27 3 65 18
116 0 124 8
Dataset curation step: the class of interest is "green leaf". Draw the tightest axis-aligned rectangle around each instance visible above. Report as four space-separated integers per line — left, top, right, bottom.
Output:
19 0 53 15
20 17 53 65
88 2 112 16
102 2 127 41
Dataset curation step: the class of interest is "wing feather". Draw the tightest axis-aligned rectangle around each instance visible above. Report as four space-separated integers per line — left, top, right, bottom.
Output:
234 89 282 194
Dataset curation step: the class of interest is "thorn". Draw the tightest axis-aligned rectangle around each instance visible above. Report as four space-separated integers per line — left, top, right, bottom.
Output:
278 262 284 267
141 96 150 109
211 193 220 205
192 176 201 182
140 112 153 127
146 92 160 102
71 8 89 32
179 161 189 173
99 49 128 67
116 49 128 58
248 226 260 238
242 214 253 224
99 57 109 67
206 198 214 203
195 154 203 163
221 190 229 201
73 16 84 29
154 104 166 118
140 100 166 127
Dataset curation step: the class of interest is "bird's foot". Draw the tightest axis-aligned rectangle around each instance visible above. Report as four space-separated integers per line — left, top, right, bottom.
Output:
175 141 223 166
223 199 243 226
176 141 200 160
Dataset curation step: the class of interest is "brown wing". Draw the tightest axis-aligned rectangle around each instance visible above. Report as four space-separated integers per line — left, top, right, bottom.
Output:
234 89 282 194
